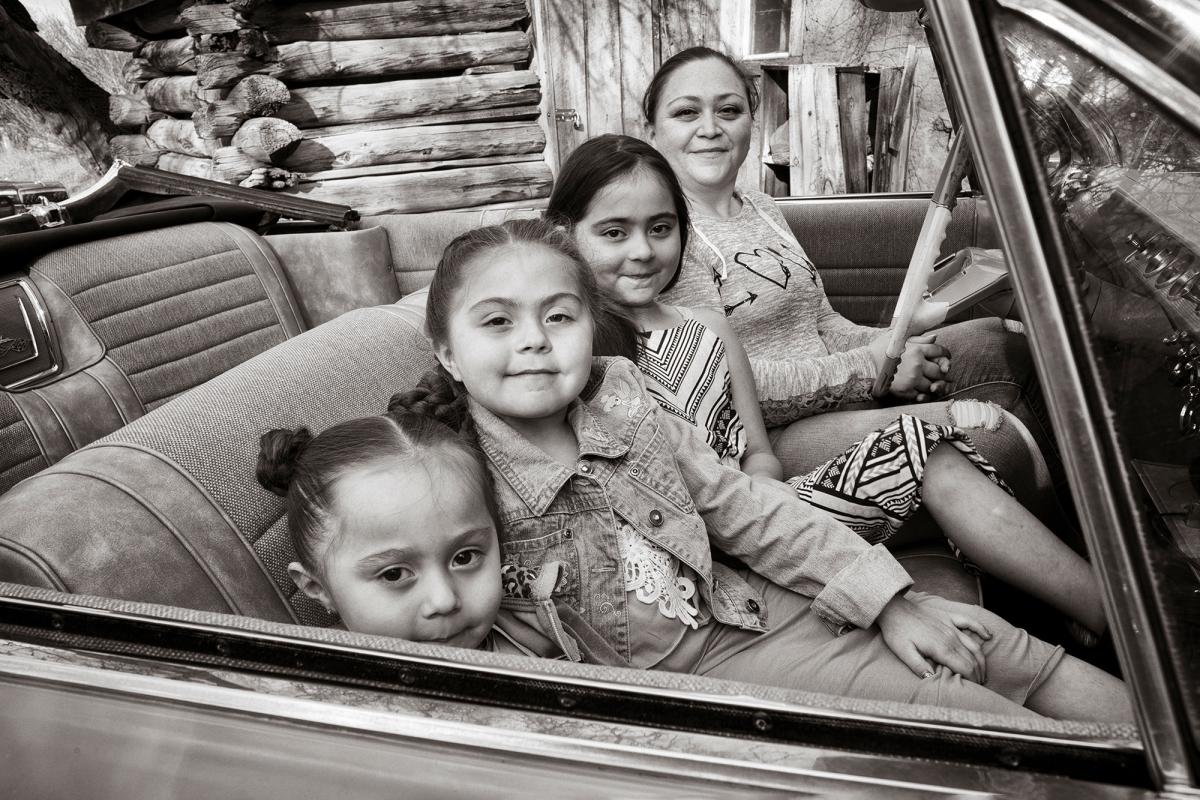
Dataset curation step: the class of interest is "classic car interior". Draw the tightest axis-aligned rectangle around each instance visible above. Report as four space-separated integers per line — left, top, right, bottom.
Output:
2 0 1199 794
0 196 1000 617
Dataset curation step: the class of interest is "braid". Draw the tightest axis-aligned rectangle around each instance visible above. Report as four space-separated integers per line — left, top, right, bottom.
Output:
388 367 468 432
256 428 313 497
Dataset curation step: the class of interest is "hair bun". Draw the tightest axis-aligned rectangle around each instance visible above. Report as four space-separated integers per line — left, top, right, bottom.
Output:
388 368 467 431
256 427 313 497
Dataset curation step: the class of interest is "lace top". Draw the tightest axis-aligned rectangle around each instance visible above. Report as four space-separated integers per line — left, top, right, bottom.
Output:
615 516 705 667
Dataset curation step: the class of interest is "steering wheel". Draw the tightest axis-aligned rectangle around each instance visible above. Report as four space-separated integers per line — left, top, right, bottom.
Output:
871 130 974 397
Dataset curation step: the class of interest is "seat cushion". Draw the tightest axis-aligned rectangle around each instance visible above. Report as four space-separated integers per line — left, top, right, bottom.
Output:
0 303 437 622
0 222 305 493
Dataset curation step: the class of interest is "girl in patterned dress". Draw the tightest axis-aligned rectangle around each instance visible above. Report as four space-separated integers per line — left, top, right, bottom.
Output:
546 134 1108 645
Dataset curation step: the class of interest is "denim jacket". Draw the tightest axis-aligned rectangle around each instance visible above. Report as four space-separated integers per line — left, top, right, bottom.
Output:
489 562 626 666
471 358 912 662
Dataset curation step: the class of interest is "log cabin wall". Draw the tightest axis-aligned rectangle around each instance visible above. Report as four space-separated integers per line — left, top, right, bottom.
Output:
81 0 552 214
536 0 949 196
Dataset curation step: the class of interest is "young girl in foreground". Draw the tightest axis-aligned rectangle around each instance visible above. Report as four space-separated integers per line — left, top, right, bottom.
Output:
396 216 1130 721
546 134 1109 646
255 410 622 663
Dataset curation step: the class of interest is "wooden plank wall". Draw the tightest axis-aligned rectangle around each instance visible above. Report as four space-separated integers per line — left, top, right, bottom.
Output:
539 0 946 193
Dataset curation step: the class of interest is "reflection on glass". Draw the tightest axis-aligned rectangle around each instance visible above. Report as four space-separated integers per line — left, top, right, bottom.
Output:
999 8 1200 744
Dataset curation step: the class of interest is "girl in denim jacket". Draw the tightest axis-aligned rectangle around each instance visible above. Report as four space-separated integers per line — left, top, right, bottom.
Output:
547 133 1109 648
393 218 1130 721
255 410 622 664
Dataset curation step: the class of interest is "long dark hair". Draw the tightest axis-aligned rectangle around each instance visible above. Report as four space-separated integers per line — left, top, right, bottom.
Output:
546 133 690 293
642 46 760 123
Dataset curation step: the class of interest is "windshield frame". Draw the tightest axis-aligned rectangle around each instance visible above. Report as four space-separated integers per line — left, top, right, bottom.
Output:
926 0 1200 789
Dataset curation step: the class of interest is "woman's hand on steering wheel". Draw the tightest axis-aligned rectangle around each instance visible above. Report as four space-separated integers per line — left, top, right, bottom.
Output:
887 333 951 401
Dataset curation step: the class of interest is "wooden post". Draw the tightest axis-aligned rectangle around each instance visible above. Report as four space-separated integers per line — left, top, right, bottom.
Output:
109 93 166 128
296 161 553 215
143 75 202 114
231 117 303 163
788 64 845 196
757 66 788 196
212 145 269 183
279 70 539 128
886 44 919 192
283 119 545 172
194 74 290 138
248 0 530 44
155 152 214 180
196 31 531 88
138 37 196 74
110 134 164 166
871 66 901 192
146 118 218 158
124 59 165 85
84 20 144 51
180 3 246 35
837 68 869 194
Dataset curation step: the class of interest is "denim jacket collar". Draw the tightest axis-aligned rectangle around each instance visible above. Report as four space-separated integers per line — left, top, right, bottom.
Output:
470 359 640 516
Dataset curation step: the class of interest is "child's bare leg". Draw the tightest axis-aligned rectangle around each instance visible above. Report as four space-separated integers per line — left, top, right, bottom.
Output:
921 446 1107 635
1025 655 1135 723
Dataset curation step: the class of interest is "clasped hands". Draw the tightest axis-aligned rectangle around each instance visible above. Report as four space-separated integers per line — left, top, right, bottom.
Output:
869 299 952 402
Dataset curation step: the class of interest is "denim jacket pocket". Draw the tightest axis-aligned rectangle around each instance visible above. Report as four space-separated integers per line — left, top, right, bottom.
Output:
625 422 696 513
709 562 770 632
500 523 580 603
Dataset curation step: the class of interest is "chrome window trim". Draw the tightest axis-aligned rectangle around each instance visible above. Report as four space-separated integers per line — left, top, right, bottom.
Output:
925 0 1196 790
996 0 1200 129
0 594 1135 754
0 651 1009 797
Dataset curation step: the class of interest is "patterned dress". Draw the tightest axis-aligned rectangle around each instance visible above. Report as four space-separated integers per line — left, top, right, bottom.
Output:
636 308 1010 550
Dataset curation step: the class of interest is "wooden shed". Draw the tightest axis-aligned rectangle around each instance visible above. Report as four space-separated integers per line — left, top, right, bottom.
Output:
72 0 944 215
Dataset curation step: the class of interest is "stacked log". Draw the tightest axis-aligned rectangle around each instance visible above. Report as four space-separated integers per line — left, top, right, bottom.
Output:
89 0 549 214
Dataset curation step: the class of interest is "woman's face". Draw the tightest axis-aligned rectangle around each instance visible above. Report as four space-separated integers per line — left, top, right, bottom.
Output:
649 57 753 197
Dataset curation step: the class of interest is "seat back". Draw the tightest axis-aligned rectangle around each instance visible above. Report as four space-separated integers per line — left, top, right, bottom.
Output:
0 222 305 494
777 194 1000 325
0 298 434 622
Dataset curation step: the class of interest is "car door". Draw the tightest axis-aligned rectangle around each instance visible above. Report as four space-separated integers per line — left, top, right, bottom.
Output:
928 0 1200 792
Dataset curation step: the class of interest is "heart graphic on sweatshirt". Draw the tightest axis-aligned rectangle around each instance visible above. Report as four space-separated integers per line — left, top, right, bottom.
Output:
732 244 816 289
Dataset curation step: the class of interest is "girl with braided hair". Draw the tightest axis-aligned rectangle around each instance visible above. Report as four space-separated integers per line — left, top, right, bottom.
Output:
389 216 1131 721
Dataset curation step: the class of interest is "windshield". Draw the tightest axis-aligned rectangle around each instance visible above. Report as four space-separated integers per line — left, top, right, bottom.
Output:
997 4 1200 748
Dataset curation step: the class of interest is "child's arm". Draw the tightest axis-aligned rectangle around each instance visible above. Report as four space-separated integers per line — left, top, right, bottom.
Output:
609 361 910 630
689 307 783 481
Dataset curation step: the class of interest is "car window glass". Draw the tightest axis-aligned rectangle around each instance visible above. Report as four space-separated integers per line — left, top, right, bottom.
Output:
998 8 1200 748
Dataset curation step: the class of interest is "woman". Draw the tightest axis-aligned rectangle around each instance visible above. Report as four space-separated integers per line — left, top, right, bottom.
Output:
647 46 1053 500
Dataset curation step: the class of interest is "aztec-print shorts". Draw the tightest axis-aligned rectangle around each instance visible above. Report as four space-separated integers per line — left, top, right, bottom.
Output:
786 414 1011 566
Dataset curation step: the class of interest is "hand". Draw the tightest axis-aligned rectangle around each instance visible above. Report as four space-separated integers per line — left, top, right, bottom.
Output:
889 334 951 401
875 595 992 683
908 298 949 336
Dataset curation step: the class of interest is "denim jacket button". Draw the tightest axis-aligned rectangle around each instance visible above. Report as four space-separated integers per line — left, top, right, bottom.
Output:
578 463 592 474
629 466 641 477
745 598 760 614
648 509 663 527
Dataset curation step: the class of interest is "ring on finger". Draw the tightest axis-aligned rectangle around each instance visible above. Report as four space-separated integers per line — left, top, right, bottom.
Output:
921 671 935 679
